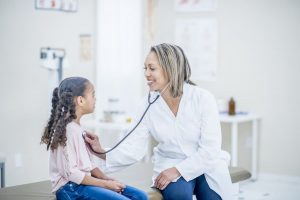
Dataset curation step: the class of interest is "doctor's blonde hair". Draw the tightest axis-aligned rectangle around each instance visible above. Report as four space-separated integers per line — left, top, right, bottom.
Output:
150 43 195 98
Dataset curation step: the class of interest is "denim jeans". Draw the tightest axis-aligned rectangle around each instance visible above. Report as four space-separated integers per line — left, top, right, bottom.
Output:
160 175 222 200
56 181 148 200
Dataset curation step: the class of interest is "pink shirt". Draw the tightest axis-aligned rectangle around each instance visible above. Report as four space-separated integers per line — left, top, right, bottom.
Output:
49 121 97 193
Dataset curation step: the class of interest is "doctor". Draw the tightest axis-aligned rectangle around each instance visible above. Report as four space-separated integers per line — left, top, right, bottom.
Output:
85 43 232 200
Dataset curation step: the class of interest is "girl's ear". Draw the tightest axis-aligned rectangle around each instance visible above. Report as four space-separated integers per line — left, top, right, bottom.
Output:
75 96 84 106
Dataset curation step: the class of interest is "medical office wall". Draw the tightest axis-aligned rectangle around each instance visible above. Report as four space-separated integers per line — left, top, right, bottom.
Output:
151 0 300 177
0 0 96 186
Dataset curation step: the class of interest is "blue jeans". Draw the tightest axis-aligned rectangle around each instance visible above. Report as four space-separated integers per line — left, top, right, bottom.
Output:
56 181 148 200
160 175 222 200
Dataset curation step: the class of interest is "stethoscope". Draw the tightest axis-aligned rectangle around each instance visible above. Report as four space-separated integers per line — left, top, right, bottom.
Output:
83 83 170 155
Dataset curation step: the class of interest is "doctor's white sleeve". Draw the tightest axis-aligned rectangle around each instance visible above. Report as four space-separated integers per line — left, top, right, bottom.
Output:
105 100 150 173
175 92 222 181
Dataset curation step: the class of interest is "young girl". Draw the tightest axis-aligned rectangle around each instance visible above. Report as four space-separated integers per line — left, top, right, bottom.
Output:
41 77 148 200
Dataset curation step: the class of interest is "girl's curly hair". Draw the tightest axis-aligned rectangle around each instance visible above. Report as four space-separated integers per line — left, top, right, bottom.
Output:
41 77 89 151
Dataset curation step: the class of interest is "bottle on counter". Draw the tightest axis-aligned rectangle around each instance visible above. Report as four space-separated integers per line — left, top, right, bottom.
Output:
228 97 236 115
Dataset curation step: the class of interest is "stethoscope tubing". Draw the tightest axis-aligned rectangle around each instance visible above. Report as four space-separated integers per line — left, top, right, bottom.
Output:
83 92 160 155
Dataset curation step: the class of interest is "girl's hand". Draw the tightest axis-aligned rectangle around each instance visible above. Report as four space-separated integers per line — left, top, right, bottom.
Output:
104 180 126 193
154 167 181 190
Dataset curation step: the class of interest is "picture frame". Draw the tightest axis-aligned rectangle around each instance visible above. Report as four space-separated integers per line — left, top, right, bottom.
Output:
174 0 217 12
175 19 218 81
35 0 78 12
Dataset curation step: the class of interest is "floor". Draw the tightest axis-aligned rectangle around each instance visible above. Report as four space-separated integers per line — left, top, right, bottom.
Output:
234 176 300 200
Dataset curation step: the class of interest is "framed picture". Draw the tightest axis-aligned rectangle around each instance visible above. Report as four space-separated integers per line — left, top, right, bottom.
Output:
175 19 218 81
174 0 217 12
35 0 78 12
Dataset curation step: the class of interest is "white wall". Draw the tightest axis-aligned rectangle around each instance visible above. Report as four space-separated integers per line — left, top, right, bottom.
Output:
0 0 96 186
152 0 300 176
96 0 143 121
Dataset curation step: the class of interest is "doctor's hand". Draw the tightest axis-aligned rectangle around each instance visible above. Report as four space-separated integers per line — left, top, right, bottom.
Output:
84 132 106 159
154 167 181 190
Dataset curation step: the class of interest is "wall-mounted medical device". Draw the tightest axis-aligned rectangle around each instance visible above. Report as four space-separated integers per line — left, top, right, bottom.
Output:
40 47 66 112
40 47 66 83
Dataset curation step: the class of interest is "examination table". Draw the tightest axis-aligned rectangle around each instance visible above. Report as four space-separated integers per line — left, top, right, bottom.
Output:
0 163 251 200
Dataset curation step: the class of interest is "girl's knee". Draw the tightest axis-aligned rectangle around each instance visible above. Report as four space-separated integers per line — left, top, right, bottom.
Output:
123 185 148 200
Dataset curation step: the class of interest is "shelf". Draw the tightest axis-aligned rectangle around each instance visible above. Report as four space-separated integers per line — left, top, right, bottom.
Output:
219 113 260 123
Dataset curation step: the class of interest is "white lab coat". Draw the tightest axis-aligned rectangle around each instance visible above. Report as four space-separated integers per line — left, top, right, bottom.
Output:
104 83 233 200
